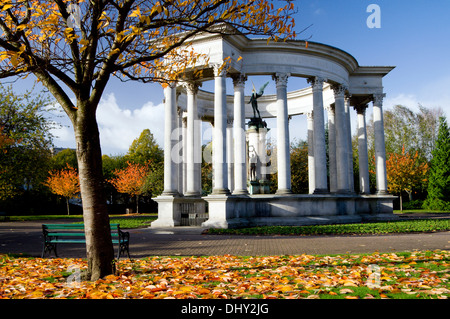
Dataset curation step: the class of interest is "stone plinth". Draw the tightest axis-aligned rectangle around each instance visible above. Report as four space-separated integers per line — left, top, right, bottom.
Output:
201 193 397 229
151 195 205 228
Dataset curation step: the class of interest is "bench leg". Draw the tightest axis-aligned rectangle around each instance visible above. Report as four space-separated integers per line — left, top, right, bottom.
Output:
42 242 57 258
117 242 130 259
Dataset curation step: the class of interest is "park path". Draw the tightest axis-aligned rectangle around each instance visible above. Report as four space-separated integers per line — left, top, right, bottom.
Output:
0 218 449 258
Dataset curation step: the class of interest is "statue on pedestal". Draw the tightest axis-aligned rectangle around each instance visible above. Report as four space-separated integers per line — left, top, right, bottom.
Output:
249 81 269 120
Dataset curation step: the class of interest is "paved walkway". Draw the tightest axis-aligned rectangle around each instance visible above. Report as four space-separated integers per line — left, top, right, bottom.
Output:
0 217 449 258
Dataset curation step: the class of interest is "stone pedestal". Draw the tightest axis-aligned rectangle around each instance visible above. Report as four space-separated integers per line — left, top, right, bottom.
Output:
152 195 205 228
246 117 271 194
202 195 242 229
151 195 182 227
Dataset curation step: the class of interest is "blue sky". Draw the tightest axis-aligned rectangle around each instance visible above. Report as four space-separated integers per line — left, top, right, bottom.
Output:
4 1 450 155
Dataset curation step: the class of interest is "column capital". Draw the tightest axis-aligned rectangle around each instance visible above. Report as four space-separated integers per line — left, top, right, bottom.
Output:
163 81 177 89
331 84 348 98
306 111 314 120
272 72 290 87
211 63 227 77
307 76 327 89
182 81 201 95
353 104 368 115
231 73 247 88
372 93 386 105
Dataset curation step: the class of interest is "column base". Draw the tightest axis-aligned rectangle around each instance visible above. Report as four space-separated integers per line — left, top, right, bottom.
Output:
376 190 390 195
232 189 249 195
184 191 201 197
276 188 293 195
212 188 231 195
161 190 180 197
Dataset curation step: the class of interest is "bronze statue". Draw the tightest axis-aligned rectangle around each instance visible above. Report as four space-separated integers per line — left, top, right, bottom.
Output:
248 81 269 119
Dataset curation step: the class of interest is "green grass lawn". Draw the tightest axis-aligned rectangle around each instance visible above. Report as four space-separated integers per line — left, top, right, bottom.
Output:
4 210 449 235
7 214 158 229
205 219 450 236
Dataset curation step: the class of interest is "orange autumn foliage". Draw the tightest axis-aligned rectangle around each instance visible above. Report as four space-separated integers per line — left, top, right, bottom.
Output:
109 162 149 197
0 251 449 299
44 165 80 215
45 165 80 198
0 127 15 153
386 145 429 210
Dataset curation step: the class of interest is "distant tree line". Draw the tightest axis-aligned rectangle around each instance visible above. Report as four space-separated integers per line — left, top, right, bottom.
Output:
0 85 165 215
1 84 449 214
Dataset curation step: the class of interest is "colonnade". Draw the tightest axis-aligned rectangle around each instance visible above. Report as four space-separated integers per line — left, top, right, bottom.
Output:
160 71 389 199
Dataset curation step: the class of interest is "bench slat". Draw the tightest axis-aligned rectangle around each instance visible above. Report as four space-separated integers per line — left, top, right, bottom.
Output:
49 239 86 244
47 233 119 237
43 223 120 229
42 223 129 259
50 239 122 243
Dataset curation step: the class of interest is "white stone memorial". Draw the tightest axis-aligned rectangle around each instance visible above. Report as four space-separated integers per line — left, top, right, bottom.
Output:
151 26 397 229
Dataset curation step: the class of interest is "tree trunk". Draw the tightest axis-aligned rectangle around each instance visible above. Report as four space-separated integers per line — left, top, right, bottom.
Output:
74 107 115 281
399 192 403 211
136 194 139 214
66 197 70 216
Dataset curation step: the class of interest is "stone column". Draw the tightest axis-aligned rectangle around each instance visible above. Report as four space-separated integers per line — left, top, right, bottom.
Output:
194 108 202 195
332 84 350 193
212 65 230 195
354 104 370 194
176 107 184 195
326 104 337 193
273 73 292 194
162 83 179 196
226 119 234 193
232 74 248 195
181 114 187 195
372 93 388 194
345 96 355 193
184 81 201 196
307 111 315 194
308 76 328 193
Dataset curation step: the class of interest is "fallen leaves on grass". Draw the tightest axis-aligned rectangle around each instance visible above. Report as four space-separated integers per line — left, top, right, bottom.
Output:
0 251 449 299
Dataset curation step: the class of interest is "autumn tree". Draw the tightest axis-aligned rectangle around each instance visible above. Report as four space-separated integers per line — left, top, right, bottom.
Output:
0 84 53 200
386 146 428 211
44 165 80 215
0 0 296 280
424 117 450 211
109 161 149 214
0 126 14 150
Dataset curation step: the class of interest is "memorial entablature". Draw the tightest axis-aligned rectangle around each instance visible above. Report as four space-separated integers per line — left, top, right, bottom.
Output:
151 26 397 229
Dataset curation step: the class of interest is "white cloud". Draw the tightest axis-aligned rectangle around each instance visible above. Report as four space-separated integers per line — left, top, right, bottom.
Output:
97 93 165 155
384 93 422 111
50 93 165 155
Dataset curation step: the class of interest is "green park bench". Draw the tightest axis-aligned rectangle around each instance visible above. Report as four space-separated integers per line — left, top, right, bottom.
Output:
41 223 130 259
